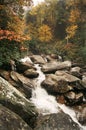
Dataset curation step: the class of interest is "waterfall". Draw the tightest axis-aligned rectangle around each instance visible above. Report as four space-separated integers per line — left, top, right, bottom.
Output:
30 64 59 115
30 64 86 130
20 56 86 130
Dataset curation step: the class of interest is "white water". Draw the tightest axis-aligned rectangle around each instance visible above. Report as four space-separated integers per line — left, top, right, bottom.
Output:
20 56 33 64
21 57 86 130
31 64 59 114
57 103 86 130
31 63 86 130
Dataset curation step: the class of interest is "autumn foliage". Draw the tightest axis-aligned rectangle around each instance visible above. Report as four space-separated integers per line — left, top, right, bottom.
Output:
0 29 31 42
38 24 52 42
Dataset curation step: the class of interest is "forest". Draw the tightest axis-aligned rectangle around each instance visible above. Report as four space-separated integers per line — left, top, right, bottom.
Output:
0 1 86 129
0 0 86 68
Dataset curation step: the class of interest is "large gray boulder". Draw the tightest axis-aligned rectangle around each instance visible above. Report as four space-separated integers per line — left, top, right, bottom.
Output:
0 77 38 128
41 61 71 73
0 104 32 130
34 112 80 130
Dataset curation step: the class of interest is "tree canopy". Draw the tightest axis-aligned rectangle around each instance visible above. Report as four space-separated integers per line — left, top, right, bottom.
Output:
0 0 32 41
0 0 86 66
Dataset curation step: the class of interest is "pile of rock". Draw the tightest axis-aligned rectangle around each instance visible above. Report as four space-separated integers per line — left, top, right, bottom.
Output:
0 54 86 129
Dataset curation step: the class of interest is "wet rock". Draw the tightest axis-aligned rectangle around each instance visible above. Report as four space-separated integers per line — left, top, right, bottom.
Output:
64 91 83 105
82 75 86 88
41 74 73 94
72 61 84 68
0 70 20 91
71 67 81 73
34 112 80 130
0 69 10 80
50 53 58 59
45 54 62 62
75 105 86 125
24 69 39 78
10 71 34 87
41 61 71 73
30 55 46 64
0 104 32 130
55 70 80 82
0 77 38 128
55 70 85 90
57 95 66 104
46 55 54 62
41 61 59 73
16 61 34 73
70 67 82 79
10 71 34 98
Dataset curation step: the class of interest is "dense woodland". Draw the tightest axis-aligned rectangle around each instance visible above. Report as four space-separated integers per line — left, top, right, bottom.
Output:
0 0 86 68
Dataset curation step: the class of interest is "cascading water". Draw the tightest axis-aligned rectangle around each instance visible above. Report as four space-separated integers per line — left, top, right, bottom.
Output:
31 63 86 130
30 64 59 114
21 56 86 130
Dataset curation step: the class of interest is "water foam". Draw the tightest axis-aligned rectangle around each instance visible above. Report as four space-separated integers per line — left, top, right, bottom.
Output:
31 64 59 114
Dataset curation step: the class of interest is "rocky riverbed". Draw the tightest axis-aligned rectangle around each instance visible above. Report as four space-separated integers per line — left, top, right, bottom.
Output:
0 54 86 130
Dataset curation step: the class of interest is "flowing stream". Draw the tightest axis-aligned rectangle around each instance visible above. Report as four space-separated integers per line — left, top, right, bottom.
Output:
21 57 86 130
31 64 86 130
30 64 59 114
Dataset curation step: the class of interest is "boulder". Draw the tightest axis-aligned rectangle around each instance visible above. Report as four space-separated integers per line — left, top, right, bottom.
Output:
73 104 86 126
55 71 85 90
24 69 39 78
16 61 35 73
70 67 82 79
10 71 34 98
0 70 21 92
34 112 80 130
82 75 86 88
41 74 73 94
46 55 54 62
10 71 34 87
71 67 81 73
64 91 83 105
50 53 58 59
76 105 86 126
41 61 71 73
45 54 58 62
0 77 38 128
0 69 10 80
0 104 32 130
55 70 80 82
41 61 59 73
57 95 66 104
30 55 46 64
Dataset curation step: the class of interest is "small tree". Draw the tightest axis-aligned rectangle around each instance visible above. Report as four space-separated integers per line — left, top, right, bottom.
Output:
38 24 52 42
